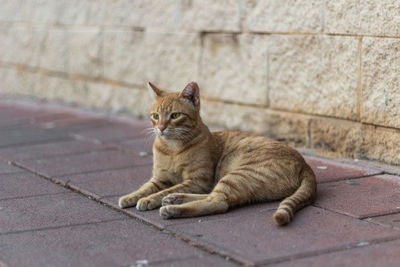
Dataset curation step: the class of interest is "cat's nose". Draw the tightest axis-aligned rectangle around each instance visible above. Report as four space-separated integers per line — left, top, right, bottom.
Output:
158 124 167 133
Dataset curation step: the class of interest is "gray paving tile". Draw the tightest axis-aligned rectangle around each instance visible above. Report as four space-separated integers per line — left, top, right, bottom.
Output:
0 192 126 234
315 175 400 218
0 127 72 148
269 239 400 267
166 207 400 265
0 139 109 161
0 161 23 175
0 172 68 200
366 212 400 230
305 156 381 183
103 195 279 230
17 149 152 177
62 165 152 198
70 120 151 143
0 219 235 267
117 136 154 155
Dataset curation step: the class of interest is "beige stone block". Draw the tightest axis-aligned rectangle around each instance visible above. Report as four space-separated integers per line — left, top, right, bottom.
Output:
101 0 135 26
309 118 362 157
45 0 143 27
0 66 152 121
180 0 240 32
310 117 400 165
201 100 309 147
103 30 146 86
1 0 59 24
39 28 69 72
40 76 153 119
0 0 24 22
360 125 400 165
38 75 120 110
200 34 268 105
0 24 43 66
126 0 147 28
361 37 400 128
0 67 39 97
268 35 359 120
28 0 60 24
107 87 153 119
37 73 87 104
57 0 106 25
68 28 103 77
140 0 181 29
144 31 201 91
325 0 400 36
243 0 323 33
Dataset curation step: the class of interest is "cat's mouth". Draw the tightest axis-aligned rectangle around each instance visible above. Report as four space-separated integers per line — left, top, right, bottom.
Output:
155 129 171 139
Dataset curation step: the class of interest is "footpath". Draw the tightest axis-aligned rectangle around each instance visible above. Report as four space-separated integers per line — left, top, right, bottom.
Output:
0 99 400 267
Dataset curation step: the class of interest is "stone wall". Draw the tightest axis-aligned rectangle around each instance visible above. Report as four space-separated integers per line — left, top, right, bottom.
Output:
0 0 399 165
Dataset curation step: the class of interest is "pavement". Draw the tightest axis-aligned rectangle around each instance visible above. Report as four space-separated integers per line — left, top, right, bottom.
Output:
0 99 400 267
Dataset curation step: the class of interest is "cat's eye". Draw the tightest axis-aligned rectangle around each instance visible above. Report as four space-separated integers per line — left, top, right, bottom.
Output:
171 113 181 119
152 113 159 120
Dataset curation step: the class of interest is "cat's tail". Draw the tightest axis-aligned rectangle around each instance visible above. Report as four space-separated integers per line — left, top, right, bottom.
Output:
273 164 317 226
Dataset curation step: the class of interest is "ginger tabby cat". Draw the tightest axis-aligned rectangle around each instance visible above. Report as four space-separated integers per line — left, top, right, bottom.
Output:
119 82 317 225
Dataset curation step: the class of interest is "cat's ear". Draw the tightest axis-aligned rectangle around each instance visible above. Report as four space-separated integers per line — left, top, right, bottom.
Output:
147 82 164 99
180 82 200 107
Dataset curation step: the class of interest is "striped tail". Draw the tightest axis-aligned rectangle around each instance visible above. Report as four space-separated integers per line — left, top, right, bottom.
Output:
273 164 317 226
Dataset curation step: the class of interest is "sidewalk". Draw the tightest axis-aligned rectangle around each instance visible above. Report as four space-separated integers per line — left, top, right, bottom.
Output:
1 99 400 267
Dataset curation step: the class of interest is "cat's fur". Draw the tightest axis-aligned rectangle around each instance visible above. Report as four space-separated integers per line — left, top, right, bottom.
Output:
119 82 317 225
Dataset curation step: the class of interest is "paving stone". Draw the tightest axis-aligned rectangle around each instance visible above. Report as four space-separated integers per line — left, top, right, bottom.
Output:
117 136 154 155
103 195 279 230
315 175 400 219
70 120 151 143
0 104 101 131
166 207 399 265
0 127 72 148
38 118 110 137
0 172 68 200
270 239 400 267
17 149 152 177
61 165 152 198
0 192 126 234
0 112 69 130
153 255 236 267
0 139 108 161
0 104 49 122
367 213 400 230
304 156 381 183
0 219 234 267
0 161 23 175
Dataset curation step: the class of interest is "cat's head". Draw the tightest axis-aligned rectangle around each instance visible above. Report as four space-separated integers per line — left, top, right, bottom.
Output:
147 82 201 140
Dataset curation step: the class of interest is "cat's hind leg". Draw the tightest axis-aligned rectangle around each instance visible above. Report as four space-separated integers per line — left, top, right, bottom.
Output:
162 193 208 206
160 193 229 219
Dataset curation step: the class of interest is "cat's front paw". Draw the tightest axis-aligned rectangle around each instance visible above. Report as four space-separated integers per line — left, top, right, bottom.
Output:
160 206 181 219
136 197 160 211
118 195 138 208
162 194 184 206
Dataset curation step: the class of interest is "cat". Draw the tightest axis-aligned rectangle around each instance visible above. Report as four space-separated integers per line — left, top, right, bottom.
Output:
119 82 317 225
